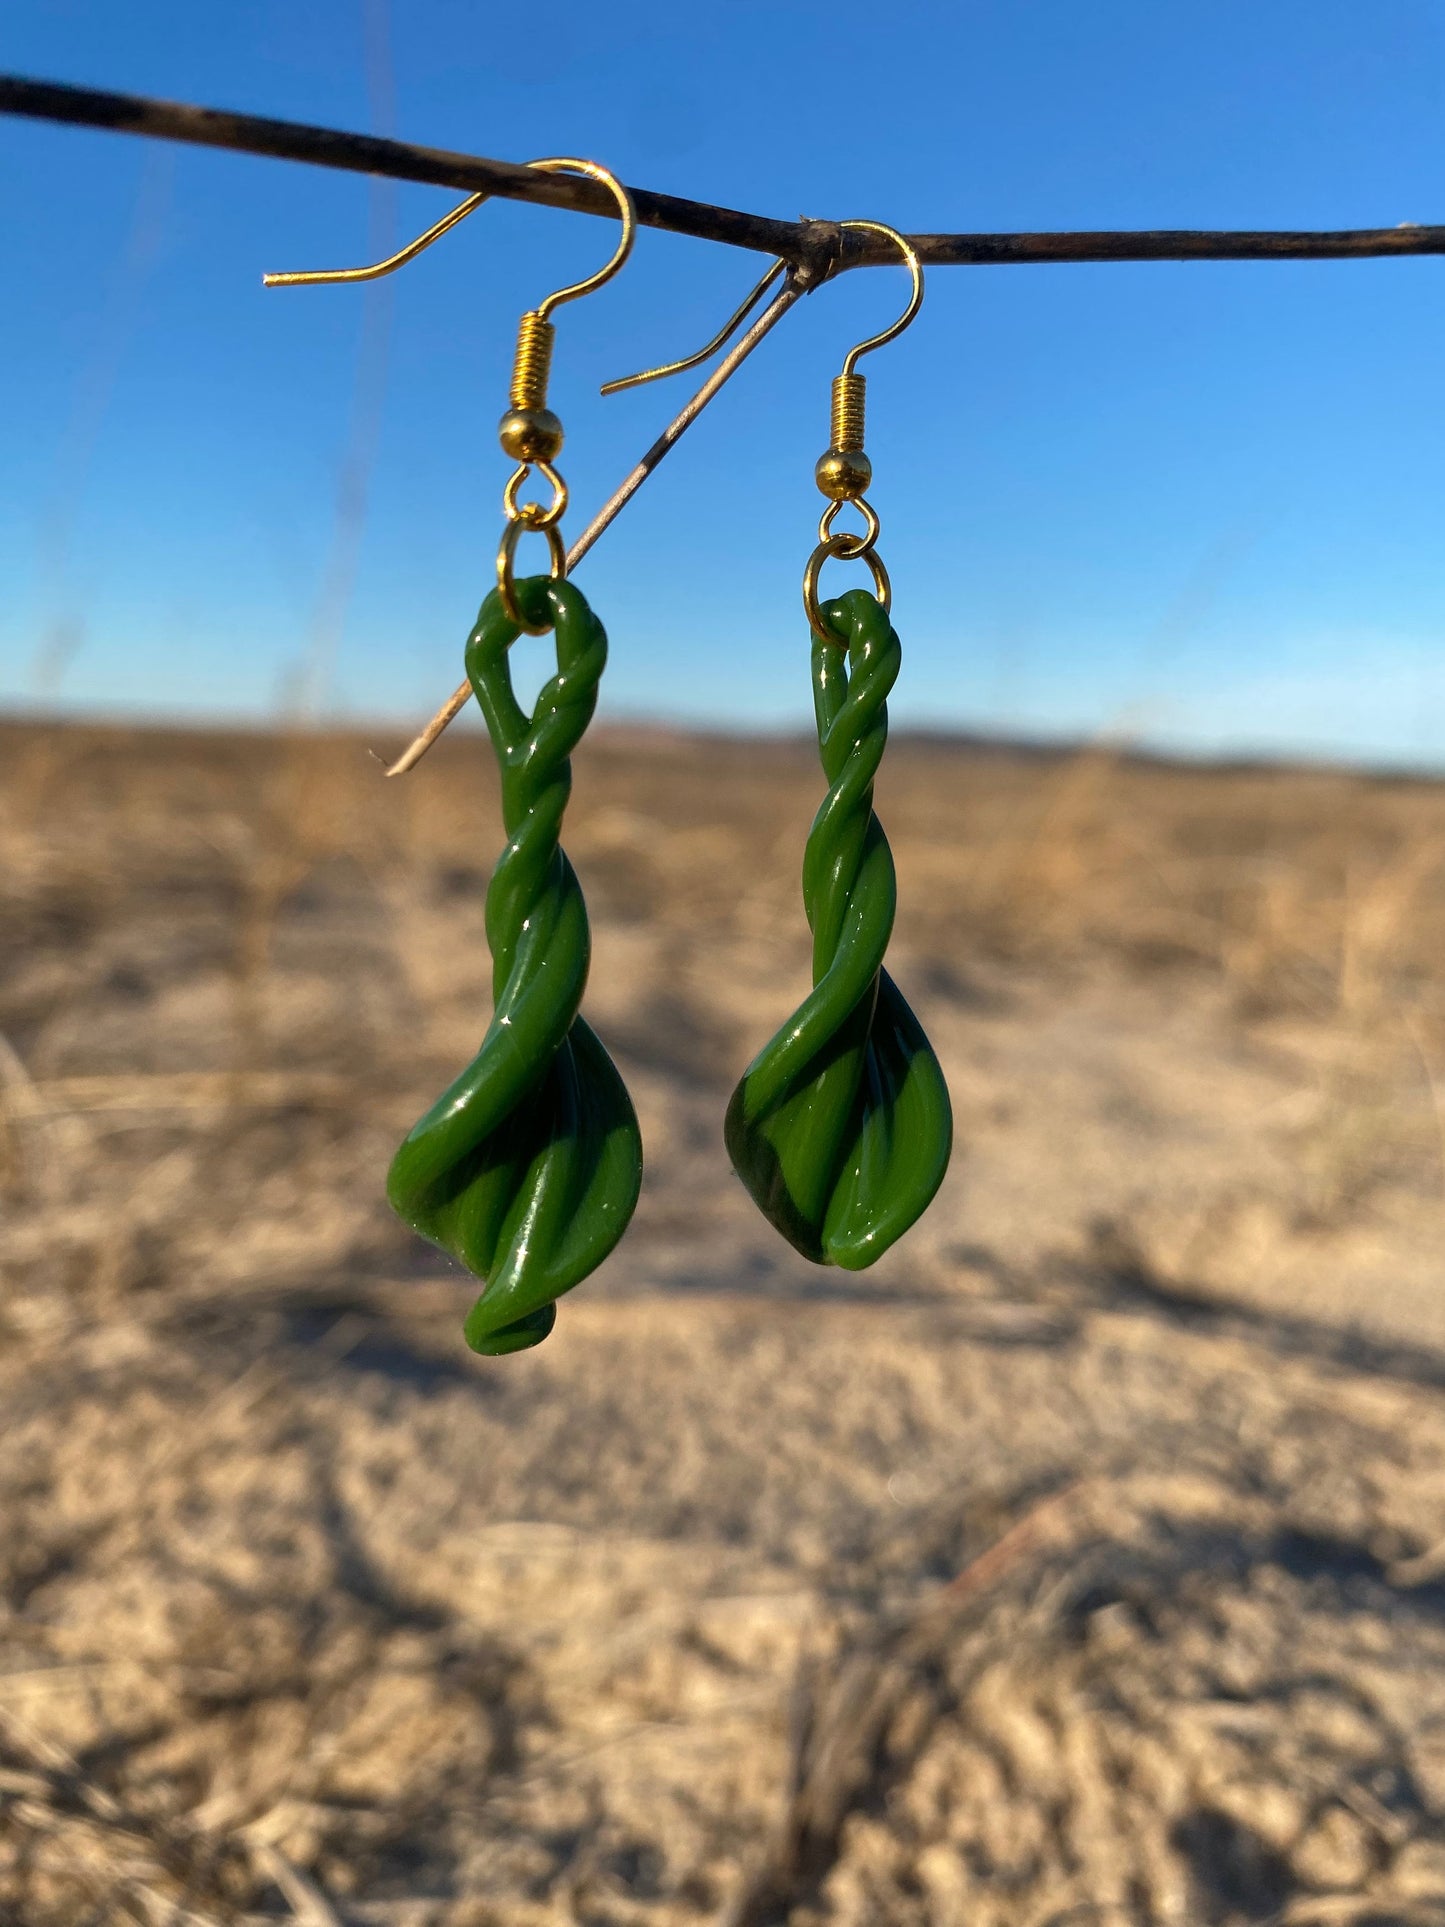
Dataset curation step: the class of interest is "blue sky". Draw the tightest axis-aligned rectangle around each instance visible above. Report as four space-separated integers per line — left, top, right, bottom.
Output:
2 0 1444 765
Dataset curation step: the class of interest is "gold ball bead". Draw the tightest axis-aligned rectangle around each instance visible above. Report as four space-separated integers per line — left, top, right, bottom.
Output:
498 407 564 463
814 446 872 501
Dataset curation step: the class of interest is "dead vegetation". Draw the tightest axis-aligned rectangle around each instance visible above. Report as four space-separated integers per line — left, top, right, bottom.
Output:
2 715 1445 1925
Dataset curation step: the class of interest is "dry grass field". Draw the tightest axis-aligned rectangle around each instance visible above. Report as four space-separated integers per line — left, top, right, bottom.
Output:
3 713 1445 1926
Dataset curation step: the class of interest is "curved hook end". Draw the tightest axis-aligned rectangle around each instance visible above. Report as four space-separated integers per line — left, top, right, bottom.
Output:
528 157 636 320
837 220 924 374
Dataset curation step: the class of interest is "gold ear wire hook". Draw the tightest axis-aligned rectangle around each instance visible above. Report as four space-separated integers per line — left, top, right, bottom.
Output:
600 257 788 395
262 155 634 297
600 219 920 402
816 218 923 486
263 156 635 637
804 219 924 640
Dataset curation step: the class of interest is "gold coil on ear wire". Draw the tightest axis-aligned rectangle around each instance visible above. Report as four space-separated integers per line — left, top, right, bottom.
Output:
830 372 867 454
510 311 556 411
500 310 564 466
816 371 873 502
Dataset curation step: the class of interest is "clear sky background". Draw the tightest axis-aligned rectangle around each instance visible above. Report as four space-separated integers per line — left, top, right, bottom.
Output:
2 0 1443 766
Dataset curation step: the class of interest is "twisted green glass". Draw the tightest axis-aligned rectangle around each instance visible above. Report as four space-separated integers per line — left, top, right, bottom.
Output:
387 575 642 1354
725 588 952 1267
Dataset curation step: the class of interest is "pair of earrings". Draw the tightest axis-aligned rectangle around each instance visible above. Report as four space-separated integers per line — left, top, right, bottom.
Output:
284 169 954 1354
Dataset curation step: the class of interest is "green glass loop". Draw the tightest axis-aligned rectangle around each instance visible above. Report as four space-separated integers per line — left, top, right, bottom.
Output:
387 575 642 1354
724 588 952 1267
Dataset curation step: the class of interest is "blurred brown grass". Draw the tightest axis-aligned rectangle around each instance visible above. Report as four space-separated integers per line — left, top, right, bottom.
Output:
3 716 1445 1925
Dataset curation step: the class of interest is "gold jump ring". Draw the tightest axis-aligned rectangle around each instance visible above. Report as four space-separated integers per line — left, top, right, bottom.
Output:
818 495 881 554
497 517 567 632
802 533 892 641
502 461 569 528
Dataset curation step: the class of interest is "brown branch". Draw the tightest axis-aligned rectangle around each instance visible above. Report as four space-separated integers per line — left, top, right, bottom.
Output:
5 73 1445 270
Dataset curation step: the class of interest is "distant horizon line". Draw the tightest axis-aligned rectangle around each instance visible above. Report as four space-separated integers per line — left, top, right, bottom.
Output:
4 699 1443 788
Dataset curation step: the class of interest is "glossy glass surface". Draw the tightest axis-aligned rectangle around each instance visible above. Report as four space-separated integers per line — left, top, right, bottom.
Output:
387 576 642 1353
725 590 953 1267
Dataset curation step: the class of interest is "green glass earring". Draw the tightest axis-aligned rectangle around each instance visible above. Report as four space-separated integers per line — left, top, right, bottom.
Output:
384 160 642 1353
725 222 953 1267
388 574 642 1353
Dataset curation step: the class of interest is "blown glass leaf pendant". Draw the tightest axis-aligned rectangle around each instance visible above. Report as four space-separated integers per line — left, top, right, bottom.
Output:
725 588 952 1267
387 576 642 1353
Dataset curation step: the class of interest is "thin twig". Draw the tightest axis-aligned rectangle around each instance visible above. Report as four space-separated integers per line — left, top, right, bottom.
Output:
4 74 1445 269
717 1479 1086 1927
252 1843 344 1927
